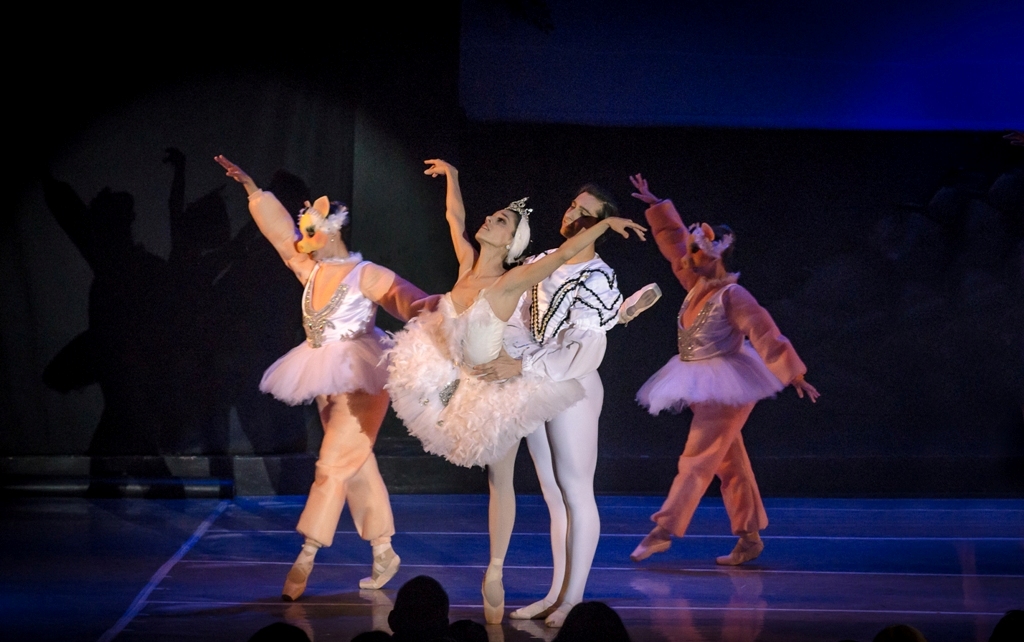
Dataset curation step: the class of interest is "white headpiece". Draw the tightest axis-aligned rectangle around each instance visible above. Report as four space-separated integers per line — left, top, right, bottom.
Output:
688 222 733 259
505 197 532 262
299 196 349 235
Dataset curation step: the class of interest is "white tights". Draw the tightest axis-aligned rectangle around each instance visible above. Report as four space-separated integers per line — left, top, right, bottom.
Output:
489 372 603 608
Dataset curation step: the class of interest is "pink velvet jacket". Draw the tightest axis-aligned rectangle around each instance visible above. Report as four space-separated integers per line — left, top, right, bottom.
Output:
645 200 807 386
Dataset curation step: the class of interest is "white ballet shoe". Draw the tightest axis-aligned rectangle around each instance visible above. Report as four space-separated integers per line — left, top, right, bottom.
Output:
618 283 662 325
630 526 672 562
282 547 317 601
359 547 401 590
544 602 576 628
482 561 505 624
715 537 764 566
509 598 556 620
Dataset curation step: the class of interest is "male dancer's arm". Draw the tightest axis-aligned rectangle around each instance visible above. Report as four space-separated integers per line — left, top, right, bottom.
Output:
486 265 620 382
723 285 811 391
644 200 700 292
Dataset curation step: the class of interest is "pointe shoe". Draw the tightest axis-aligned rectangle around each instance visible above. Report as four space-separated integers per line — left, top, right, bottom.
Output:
482 564 505 624
619 283 662 325
715 537 764 566
544 602 575 628
509 598 556 620
282 550 316 602
359 547 401 590
630 527 672 562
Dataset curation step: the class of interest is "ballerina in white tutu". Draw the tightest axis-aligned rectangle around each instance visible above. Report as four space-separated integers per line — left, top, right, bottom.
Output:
386 159 646 622
216 155 432 601
627 173 819 567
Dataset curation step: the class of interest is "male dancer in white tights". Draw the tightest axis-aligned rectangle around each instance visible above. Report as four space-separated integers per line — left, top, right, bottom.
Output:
475 185 658 627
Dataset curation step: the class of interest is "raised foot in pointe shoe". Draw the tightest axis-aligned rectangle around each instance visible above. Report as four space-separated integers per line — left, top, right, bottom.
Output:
715 538 764 566
545 602 576 628
619 283 662 325
509 598 556 620
282 555 315 602
359 548 401 590
630 528 672 562
482 566 505 624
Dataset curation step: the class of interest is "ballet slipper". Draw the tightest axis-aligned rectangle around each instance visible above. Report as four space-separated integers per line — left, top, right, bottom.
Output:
282 546 318 601
482 561 505 624
619 283 662 325
359 547 401 590
544 602 576 628
630 525 672 562
715 536 764 566
509 598 556 620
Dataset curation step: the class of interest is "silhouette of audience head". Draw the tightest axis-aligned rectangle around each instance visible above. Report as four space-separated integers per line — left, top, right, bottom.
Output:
449 618 487 642
387 575 450 641
552 601 631 642
872 623 928 642
248 621 311 642
990 609 1023 642
350 631 391 642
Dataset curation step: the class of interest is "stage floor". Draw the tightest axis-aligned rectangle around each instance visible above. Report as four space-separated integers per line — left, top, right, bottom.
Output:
2 495 1021 641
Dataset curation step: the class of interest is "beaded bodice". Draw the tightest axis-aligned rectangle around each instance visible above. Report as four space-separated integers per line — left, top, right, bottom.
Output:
677 283 743 361
302 261 377 348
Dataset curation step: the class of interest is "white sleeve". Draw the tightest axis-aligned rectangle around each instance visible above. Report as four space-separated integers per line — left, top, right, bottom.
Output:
504 292 534 360
519 326 607 382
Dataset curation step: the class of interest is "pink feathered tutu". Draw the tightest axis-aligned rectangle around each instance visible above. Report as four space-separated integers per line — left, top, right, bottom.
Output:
260 329 389 405
386 307 584 468
637 340 784 415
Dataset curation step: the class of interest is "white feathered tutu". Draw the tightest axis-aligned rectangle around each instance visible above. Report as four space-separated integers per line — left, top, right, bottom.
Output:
260 329 389 405
637 340 784 415
386 304 584 468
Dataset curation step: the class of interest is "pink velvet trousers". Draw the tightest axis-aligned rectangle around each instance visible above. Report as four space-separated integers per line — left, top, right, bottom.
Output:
296 389 394 548
652 401 768 537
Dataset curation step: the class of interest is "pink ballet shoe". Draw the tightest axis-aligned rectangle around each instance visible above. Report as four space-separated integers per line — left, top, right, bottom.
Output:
509 598 556 620
482 562 505 624
544 602 576 628
715 537 764 566
630 526 672 562
359 547 401 590
282 549 316 602
619 283 662 325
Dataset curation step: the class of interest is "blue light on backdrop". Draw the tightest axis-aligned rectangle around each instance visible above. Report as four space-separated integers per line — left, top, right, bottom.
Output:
460 0 1024 130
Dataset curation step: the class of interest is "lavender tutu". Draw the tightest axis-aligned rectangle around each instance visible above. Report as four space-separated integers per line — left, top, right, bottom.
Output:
637 340 784 415
260 329 389 405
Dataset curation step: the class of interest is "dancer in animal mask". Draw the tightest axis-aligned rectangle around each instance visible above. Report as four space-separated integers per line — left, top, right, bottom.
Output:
216 155 431 601
627 173 819 567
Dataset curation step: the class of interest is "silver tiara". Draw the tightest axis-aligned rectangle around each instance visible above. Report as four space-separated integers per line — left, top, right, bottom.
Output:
505 197 532 220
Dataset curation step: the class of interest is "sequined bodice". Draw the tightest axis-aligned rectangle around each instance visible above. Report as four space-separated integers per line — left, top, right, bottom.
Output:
445 294 506 367
302 261 377 348
677 284 743 361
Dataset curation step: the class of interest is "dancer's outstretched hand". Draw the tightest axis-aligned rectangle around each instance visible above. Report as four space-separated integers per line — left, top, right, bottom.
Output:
214 155 258 195
629 173 661 204
424 159 457 177
606 217 647 241
472 348 522 382
792 375 820 403
1004 132 1024 147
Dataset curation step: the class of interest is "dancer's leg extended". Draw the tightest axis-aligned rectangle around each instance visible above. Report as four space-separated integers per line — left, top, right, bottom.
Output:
510 423 566 620
285 390 394 599
633 401 758 564
297 390 392 546
483 443 519 623
542 372 603 626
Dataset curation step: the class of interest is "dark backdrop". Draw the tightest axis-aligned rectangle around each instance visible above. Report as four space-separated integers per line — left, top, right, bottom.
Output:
2 4 1021 496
